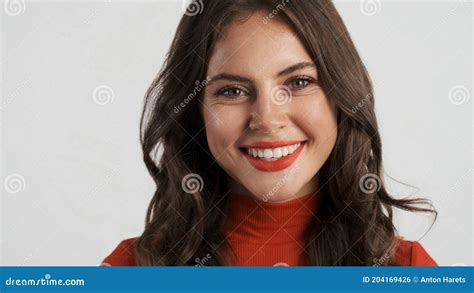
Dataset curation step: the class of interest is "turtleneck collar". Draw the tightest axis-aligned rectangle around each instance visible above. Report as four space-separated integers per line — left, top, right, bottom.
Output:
225 190 321 245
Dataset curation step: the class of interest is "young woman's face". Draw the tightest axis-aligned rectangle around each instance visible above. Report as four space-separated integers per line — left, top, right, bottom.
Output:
202 12 338 202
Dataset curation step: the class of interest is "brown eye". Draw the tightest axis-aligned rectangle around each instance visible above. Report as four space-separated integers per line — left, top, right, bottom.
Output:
288 77 311 89
217 86 248 98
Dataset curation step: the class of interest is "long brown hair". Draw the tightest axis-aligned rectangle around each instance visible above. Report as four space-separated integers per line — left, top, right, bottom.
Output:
135 0 437 266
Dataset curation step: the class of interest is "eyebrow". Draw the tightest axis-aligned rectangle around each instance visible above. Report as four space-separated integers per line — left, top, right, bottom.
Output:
207 62 317 86
276 62 316 77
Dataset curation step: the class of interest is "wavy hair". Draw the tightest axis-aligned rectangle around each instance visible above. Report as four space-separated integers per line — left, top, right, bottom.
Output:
135 0 437 266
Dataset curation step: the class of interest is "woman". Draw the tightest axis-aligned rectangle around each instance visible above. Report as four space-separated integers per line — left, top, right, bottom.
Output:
102 0 437 266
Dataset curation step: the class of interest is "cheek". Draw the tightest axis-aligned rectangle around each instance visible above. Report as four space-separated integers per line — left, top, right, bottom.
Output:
202 104 248 156
293 94 338 145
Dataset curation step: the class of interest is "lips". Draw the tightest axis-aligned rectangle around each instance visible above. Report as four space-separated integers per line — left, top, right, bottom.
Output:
239 140 307 172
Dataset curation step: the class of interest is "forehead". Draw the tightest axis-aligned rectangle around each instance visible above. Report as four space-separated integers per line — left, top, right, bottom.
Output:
207 12 314 78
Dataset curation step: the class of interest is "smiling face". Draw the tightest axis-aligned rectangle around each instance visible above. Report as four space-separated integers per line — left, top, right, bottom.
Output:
201 12 338 202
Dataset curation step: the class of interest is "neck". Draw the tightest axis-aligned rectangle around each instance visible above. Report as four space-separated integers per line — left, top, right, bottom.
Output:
225 190 321 244
223 190 322 265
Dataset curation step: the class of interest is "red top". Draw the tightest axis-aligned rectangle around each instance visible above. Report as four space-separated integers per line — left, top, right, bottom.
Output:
101 191 438 266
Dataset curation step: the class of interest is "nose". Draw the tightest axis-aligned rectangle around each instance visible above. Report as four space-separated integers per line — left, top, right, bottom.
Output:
249 87 289 134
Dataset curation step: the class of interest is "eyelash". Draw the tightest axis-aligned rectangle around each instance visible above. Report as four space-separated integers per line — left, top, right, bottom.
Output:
288 75 317 89
214 76 318 99
215 85 249 98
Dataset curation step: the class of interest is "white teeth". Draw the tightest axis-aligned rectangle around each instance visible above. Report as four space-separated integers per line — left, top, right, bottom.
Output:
273 148 282 159
244 142 303 160
263 149 273 159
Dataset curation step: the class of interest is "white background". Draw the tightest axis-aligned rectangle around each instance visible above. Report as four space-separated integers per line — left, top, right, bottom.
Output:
1 0 472 266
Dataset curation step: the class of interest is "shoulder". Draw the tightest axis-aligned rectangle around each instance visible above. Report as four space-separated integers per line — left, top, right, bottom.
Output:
394 238 438 266
100 237 139 266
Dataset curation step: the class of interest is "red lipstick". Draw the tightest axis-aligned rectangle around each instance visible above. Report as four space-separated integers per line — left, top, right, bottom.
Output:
240 141 306 172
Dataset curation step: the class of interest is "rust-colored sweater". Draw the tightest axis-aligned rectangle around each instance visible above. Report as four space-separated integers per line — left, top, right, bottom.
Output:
101 191 437 266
